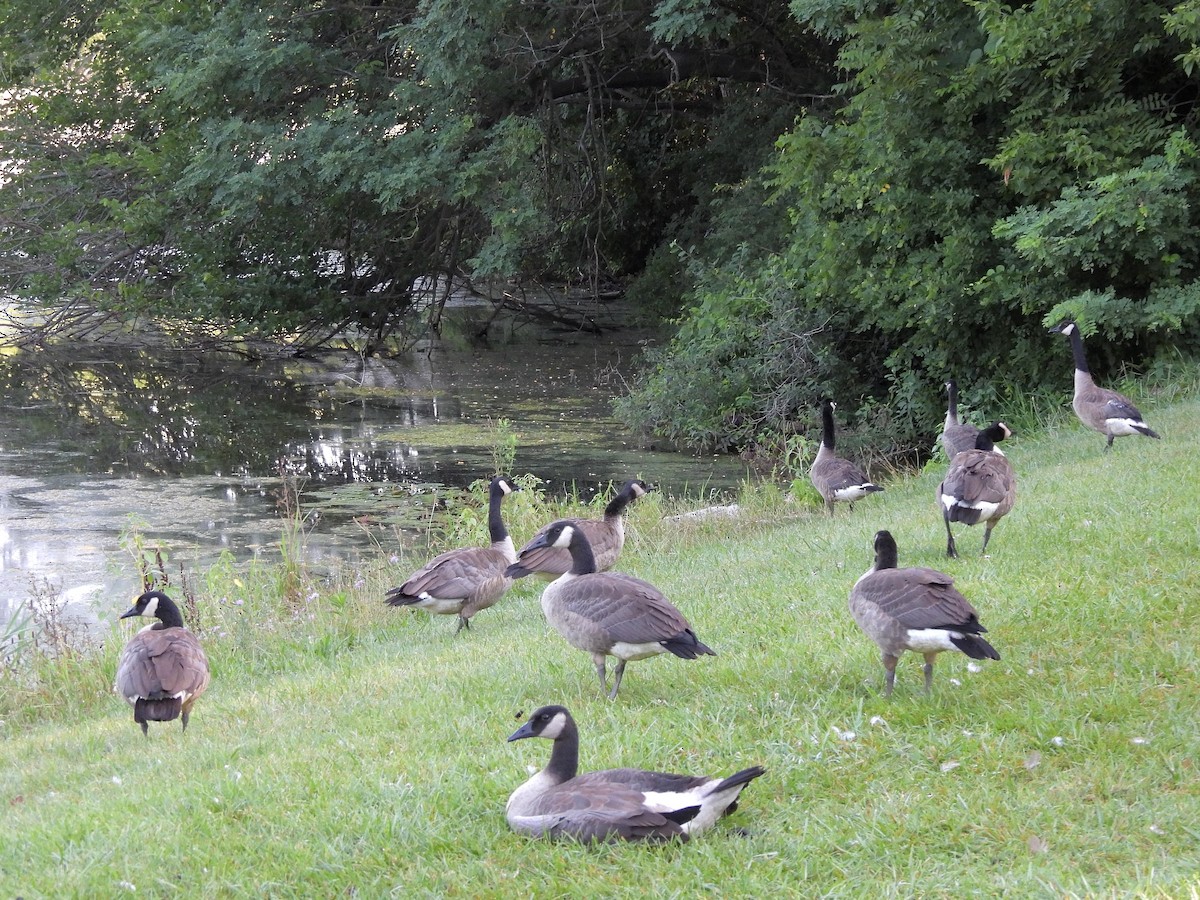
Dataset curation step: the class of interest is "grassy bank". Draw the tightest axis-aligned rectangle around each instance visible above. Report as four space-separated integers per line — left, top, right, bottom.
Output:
2 388 1198 898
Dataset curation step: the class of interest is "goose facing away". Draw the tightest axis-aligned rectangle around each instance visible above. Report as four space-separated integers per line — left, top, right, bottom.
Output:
115 590 211 736
849 530 1000 696
810 399 884 516
506 521 714 699
938 422 1016 558
508 478 649 579
385 475 519 633
506 705 765 842
1050 321 1161 449
941 380 981 460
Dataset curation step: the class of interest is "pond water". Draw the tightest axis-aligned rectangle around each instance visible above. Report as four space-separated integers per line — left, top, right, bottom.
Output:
0 315 750 634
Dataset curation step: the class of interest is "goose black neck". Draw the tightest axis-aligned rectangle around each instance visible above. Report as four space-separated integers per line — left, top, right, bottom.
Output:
603 485 632 519
546 718 580 783
150 593 185 628
946 381 959 418
873 534 899 571
821 402 836 450
566 529 599 576
487 483 508 543
1066 326 1091 374
974 423 1007 452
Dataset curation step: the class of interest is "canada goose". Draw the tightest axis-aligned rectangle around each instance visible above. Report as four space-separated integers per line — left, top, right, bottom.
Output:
508 478 649 579
115 590 210 736
941 380 980 460
849 530 1000 696
938 422 1016 558
810 399 884 516
1050 321 1161 449
505 521 714 699
506 704 765 842
385 475 519 633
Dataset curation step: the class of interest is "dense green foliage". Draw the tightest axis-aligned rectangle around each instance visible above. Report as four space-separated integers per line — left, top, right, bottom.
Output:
0 0 831 349
5 1 1200 453
2 386 1198 895
620 0 1200 453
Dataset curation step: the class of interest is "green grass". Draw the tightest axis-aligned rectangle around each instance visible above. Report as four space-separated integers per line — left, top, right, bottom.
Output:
3 391 1199 897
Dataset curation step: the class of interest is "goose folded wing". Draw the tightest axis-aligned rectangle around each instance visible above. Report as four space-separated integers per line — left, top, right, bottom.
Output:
401 548 508 593
859 569 983 631
950 457 1014 503
1102 394 1144 420
514 785 688 842
151 633 209 696
565 576 692 641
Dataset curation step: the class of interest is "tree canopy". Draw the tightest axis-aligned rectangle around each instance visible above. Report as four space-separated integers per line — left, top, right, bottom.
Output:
0 0 833 349
3 0 1200 455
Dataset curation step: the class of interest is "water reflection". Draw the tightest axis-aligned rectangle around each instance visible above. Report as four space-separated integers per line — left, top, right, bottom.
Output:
0 334 750 631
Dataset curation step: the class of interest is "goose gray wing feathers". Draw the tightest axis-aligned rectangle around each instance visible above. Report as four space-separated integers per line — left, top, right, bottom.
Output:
115 627 210 726
940 451 1016 511
552 573 711 652
854 567 984 631
508 785 693 843
386 546 513 602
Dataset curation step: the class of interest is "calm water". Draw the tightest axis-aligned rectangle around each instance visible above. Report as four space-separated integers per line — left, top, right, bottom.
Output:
0 323 749 633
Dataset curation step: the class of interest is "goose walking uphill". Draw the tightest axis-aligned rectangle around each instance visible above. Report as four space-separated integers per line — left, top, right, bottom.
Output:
849 530 1000 696
1050 321 1161 449
506 521 715 699
810 399 884 516
385 475 519 634
506 705 765 843
115 590 211 736
508 478 649 579
941 379 981 460
938 422 1016 559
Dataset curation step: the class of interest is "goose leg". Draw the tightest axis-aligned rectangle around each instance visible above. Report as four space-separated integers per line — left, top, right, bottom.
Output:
454 615 470 635
181 709 190 732
592 654 609 696
981 521 996 555
944 515 958 559
1105 433 1115 450
883 654 899 697
608 659 628 700
923 653 937 695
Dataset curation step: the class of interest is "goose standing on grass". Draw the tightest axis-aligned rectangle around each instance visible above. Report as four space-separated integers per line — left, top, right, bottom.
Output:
508 478 649 579
385 475 519 634
506 704 765 842
115 590 210 736
941 380 981 460
810 399 884 516
1050 321 1161 449
938 422 1016 558
506 521 714 699
849 530 1000 696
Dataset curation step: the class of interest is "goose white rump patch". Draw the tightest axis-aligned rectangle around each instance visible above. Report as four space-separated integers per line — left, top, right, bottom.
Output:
1105 417 1146 436
940 495 1001 518
834 484 878 502
610 640 669 661
904 628 962 653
